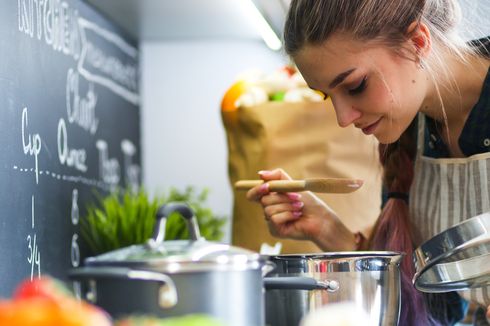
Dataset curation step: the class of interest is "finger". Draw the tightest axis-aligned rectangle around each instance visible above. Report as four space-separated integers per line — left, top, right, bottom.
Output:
258 168 292 181
264 201 304 218
268 210 302 225
261 192 301 206
246 183 269 202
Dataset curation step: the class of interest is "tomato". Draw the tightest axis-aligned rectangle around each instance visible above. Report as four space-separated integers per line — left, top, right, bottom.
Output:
13 277 70 303
281 65 296 77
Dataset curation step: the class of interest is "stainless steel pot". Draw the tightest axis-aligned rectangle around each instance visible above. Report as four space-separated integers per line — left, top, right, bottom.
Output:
70 202 269 326
264 252 403 326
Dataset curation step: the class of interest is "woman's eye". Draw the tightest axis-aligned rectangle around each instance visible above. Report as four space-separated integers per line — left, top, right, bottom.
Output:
348 77 367 95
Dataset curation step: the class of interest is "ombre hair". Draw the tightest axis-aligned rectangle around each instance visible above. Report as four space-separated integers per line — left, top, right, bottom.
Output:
284 1 483 325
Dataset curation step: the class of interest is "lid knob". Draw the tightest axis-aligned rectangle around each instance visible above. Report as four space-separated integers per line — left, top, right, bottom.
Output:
151 202 202 247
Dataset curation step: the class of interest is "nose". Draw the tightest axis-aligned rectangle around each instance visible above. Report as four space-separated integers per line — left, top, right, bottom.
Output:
331 97 362 128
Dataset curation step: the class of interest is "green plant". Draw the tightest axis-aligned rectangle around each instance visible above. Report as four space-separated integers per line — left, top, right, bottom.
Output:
80 187 227 255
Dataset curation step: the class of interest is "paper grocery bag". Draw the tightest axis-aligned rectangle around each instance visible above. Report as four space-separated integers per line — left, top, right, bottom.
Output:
222 100 383 253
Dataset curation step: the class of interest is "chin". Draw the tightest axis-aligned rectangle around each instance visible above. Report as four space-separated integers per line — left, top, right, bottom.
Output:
374 132 401 145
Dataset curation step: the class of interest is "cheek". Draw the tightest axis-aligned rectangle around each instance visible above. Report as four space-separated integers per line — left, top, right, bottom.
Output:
368 74 422 121
384 63 425 116
389 80 425 127
363 79 399 115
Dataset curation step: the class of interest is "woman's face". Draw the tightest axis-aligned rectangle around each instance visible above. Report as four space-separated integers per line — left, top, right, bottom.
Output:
294 34 428 144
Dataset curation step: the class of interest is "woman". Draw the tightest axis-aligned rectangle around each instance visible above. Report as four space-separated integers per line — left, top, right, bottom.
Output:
246 0 490 325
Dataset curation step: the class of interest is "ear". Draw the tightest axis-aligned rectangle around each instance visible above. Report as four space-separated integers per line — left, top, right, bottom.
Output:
406 22 432 62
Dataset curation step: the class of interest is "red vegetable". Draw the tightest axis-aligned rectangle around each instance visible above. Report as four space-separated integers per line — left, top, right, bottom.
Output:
0 277 112 326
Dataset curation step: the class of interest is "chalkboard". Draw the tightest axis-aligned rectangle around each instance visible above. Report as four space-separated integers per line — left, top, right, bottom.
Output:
0 0 141 297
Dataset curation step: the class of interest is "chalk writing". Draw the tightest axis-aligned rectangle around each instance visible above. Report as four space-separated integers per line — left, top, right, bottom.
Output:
78 18 139 105
70 189 80 267
18 0 81 60
71 188 79 225
121 139 140 191
27 234 41 280
70 233 80 268
13 165 111 191
21 107 42 184
66 68 98 134
57 118 87 172
96 139 120 188
27 196 41 281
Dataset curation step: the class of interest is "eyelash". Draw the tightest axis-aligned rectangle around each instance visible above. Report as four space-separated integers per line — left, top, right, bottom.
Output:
348 77 367 96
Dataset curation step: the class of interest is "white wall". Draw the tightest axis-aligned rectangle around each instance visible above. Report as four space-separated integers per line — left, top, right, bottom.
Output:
141 40 286 242
459 0 490 40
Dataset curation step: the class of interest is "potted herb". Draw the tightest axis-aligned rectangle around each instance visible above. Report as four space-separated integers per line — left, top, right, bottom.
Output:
80 187 227 255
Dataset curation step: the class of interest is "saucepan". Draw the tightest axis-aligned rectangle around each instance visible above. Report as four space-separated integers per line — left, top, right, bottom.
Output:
264 251 403 326
413 212 490 292
70 203 269 326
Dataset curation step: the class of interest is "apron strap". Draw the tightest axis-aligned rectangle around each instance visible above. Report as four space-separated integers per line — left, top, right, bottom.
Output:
416 113 426 157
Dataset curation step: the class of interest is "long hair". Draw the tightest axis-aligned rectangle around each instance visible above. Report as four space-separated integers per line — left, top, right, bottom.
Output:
375 121 433 325
284 1 481 325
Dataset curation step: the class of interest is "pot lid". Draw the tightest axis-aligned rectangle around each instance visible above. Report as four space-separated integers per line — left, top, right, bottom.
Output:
85 203 265 273
413 212 490 292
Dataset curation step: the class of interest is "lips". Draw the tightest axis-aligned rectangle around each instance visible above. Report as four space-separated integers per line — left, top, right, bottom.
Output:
360 118 382 135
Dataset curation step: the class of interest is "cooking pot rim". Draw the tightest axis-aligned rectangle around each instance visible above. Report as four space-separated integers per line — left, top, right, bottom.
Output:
266 251 403 260
84 256 269 273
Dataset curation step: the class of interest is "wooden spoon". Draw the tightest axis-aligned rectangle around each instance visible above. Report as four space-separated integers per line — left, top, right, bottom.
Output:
234 178 363 194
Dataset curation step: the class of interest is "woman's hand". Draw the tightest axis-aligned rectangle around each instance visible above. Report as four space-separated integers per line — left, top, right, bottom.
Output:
246 168 357 251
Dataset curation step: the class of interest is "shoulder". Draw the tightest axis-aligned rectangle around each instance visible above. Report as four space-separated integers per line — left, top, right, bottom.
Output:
459 61 490 156
468 36 490 58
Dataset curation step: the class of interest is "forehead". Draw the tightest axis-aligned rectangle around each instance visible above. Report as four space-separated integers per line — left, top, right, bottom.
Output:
299 34 367 59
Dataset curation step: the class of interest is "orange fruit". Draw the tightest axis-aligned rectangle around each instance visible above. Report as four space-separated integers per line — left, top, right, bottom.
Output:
0 298 111 326
221 80 248 111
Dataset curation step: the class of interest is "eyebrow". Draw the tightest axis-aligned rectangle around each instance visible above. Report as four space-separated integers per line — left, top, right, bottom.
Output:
329 68 356 89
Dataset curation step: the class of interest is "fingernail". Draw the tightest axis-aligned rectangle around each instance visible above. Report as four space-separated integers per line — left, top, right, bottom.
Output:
259 183 269 192
292 201 304 209
292 211 302 218
349 180 363 188
287 193 301 200
258 170 271 176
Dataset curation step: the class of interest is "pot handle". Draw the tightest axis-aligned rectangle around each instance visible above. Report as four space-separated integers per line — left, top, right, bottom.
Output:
152 202 202 246
264 276 339 292
69 267 178 309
